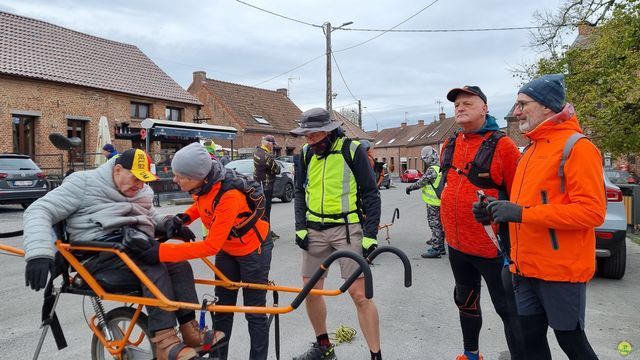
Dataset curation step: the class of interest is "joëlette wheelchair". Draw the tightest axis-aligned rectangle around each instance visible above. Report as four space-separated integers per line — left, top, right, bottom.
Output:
3 221 412 360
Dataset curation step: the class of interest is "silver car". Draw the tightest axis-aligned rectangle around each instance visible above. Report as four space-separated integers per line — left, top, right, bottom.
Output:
595 170 628 279
0 154 49 209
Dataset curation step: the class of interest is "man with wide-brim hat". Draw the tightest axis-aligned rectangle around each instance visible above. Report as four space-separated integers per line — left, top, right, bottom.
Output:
290 107 383 360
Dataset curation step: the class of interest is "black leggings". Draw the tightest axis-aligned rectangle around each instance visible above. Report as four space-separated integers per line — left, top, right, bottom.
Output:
449 246 525 359
520 314 598 360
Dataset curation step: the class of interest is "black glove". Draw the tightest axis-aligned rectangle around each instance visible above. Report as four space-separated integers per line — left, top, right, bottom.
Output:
405 187 412 195
25 258 55 291
163 215 196 242
472 201 492 225
295 229 309 251
487 201 523 223
123 227 160 265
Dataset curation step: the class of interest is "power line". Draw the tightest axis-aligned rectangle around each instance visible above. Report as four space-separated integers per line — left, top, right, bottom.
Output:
336 25 568 33
252 53 324 87
334 0 440 53
331 52 359 102
234 0 321 28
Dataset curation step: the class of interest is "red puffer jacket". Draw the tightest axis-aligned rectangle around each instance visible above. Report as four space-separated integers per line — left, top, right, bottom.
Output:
440 131 521 258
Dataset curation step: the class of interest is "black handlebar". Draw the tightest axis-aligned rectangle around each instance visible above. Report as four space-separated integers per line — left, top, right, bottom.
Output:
343 245 412 289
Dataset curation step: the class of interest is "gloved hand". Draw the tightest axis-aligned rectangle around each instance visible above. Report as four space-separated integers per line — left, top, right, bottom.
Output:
405 186 413 195
162 215 196 242
123 227 160 265
472 201 492 225
25 257 55 291
487 201 523 223
362 236 378 258
295 229 309 251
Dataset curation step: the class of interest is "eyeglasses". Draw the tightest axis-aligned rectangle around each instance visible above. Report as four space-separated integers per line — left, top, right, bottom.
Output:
514 100 537 112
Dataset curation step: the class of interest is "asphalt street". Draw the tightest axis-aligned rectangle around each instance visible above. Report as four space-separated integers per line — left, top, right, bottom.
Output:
0 183 639 359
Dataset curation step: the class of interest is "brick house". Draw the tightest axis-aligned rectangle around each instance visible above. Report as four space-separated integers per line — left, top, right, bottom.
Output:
369 120 427 177
503 104 530 150
188 71 305 158
331 111 374 141
405 113 458 172
0 11 203 174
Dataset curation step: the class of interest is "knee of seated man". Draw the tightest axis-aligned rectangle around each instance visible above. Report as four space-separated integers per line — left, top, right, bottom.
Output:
454 284 481 317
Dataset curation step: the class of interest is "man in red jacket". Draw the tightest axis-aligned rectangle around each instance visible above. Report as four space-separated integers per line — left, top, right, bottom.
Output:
475 74 604 359
440 86 523 360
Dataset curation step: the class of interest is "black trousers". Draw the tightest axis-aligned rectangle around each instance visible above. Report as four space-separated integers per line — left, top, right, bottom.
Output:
449 246 524 359
263 186 274 223
211 238 273 360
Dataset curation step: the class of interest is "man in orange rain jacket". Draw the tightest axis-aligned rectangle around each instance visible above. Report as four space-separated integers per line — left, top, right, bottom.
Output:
440 86 523 360
475 74 605 360
126 142 272 360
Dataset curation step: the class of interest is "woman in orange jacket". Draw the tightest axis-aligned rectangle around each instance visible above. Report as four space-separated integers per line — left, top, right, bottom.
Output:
131 142 272 360
476 74 604 360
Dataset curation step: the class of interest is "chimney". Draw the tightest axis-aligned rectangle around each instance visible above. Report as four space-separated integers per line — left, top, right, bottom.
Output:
418 120 424 126
577 21 595 36
401 122 407 128
439 112 446 121
276 88 288 97
193 71 207 83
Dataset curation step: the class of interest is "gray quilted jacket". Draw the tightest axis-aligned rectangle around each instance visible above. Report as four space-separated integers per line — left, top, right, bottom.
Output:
23 158 162 261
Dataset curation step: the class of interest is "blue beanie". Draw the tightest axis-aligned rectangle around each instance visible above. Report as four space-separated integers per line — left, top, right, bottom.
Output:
102 143 115 153
518 74 566 113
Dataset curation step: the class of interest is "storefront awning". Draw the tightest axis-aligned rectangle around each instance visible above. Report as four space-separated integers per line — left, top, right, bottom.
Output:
141 118 237 140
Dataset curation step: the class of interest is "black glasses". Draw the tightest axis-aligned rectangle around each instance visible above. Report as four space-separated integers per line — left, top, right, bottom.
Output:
514 100 537 112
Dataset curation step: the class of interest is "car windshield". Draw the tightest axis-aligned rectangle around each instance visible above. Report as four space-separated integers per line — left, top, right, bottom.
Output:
0 158 38 170
225 160 254 174
606 170 634 184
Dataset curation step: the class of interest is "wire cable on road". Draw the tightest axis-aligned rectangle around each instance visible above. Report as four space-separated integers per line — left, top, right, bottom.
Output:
234 0 322 28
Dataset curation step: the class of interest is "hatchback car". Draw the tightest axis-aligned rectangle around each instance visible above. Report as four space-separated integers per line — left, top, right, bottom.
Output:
225 159 294 202
400 169 423 183
595 171 628 279
0 154 48 208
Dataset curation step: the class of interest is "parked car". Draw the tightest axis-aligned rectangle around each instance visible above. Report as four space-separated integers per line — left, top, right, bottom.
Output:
605 168 637 185
225 159 294 202
0 154 48 209
276 156 295 174
400 169 422 183
595 170 628 279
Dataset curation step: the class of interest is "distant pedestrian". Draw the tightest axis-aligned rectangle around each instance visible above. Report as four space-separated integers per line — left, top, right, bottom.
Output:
254 135 281 239
102 143 118 159
405 146 445 258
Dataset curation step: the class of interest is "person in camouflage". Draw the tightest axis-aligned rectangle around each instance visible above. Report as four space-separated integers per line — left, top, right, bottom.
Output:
405 146 445 258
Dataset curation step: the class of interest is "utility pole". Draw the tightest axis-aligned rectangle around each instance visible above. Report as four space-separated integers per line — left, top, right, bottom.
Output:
324 21 353 112
325 22 332 111
358 100 362 129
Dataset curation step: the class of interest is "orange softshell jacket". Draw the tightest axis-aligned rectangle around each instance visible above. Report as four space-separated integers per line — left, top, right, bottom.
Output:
440 132 521 258
509 105 606 282
159 182 269 263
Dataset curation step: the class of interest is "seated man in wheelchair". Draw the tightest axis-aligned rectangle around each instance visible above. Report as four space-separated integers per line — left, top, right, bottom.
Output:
23 148 221 360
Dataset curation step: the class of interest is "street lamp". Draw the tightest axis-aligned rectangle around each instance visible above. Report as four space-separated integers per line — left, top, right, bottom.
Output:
325 21 353 111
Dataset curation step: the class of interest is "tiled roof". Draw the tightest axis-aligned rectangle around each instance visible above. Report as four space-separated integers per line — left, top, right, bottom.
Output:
0 11 200 105
332 111 374 141
372 122 426 148
408 116 458 146
201 78 302 133
504 104 530 148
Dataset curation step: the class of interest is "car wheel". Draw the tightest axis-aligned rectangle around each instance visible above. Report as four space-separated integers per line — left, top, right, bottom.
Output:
21 202 33 210
280 183 294 203
597 240 626 279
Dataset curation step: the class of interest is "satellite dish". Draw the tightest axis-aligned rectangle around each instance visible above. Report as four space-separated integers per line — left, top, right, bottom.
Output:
49 133 74 150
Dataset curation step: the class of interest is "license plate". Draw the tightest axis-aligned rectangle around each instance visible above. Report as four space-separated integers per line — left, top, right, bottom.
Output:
14 180 33 186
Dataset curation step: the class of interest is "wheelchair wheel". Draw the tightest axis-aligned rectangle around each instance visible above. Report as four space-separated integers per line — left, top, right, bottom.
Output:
90 306 155 360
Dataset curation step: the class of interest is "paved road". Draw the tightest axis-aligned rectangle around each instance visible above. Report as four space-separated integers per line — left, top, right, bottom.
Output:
1 185 639 359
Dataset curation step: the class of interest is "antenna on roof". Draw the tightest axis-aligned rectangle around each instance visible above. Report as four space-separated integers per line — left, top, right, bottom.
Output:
287 76 299 96
435 99 443 114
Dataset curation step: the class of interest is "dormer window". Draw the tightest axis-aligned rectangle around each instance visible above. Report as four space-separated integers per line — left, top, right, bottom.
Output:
252 115 270 125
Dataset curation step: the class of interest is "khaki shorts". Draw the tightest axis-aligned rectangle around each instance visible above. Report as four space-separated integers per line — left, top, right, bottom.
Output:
302 223 364 279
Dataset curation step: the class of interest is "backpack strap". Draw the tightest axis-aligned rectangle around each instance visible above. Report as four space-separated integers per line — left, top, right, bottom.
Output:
558 133 587 193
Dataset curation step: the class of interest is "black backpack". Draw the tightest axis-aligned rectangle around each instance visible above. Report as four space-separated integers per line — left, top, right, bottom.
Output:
212 169 267 241
440 130 507 191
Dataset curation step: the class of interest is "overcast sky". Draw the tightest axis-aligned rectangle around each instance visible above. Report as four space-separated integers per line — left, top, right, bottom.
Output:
1 0 573 131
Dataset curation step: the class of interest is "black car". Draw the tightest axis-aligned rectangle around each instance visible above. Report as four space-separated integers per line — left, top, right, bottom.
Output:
225 159 295 202
0 154 49 208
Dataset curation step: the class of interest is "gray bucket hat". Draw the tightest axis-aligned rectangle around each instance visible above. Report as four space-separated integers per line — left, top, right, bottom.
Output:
290 108 342 136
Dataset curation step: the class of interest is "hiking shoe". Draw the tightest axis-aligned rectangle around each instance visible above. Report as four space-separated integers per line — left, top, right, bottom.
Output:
293 342 337 360
271 231 280 240
421 248 442 258
438 247 447 256
455 353 483 360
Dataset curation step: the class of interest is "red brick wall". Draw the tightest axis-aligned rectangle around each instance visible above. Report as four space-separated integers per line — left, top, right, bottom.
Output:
0 75 199 172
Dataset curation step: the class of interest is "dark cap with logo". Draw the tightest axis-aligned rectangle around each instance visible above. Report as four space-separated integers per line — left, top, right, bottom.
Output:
446 85 487 104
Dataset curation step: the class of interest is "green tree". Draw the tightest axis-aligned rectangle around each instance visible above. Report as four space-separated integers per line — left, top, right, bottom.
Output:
521 0 640 156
